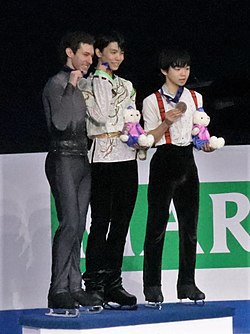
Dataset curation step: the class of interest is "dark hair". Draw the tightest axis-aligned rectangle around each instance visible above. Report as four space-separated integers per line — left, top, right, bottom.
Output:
159 48 191 71
94 31 125 52
59 31 95 64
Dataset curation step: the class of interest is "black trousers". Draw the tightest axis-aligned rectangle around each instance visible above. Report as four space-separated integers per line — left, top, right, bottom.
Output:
143 144 199 288
45 152 91 295
85 160 138 281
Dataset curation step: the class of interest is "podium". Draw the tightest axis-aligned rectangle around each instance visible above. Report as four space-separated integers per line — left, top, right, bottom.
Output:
19 303 234 334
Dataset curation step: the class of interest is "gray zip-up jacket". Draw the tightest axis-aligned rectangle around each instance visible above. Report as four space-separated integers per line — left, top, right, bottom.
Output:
42 68 88 155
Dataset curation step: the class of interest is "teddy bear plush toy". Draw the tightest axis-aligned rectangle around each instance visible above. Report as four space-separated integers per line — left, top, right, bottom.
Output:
192 107 225 150
120 106 154 159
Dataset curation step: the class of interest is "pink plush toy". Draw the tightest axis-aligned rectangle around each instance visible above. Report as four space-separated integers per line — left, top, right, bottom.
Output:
192 107 225 150
120 107 154 159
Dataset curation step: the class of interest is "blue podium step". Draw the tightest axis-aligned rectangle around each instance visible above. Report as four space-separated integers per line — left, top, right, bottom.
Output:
19 302 234 333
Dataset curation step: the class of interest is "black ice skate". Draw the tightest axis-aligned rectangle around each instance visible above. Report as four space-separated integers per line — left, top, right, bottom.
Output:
104 286 137 310
46 292 79 317
144 286 164 310
177 284 205 304
82 270 105 308
103 271 137 310
71 289 103 314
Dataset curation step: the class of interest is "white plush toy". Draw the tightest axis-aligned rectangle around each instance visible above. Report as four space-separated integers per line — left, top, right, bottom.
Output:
120 107 154 159
192 107 225 150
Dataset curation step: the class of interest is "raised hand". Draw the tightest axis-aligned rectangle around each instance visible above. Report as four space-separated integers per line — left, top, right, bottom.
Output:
164 108 183 125
69 70 83 87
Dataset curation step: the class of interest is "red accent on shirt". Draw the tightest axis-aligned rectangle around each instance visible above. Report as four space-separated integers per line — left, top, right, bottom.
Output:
154 89 198 145
154 91 171 144
189 90 198 109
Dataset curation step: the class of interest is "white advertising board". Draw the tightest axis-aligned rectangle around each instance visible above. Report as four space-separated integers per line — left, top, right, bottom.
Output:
0 146 249 310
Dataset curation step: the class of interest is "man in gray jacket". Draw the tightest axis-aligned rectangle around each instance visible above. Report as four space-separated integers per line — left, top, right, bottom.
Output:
43 31 100 312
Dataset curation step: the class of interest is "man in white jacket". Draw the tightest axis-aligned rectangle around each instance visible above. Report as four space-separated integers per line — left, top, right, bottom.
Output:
82 31 138 310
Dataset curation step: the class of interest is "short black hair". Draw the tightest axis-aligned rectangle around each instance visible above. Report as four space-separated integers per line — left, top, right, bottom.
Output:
159 48 191 71
59 31 95 64
94 31 125 52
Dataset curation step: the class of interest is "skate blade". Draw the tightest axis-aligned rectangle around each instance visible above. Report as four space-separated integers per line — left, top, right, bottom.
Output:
80 305 103 314
194 299 205 305
179 299 205 305
145 302 162 310
104 302 137 310
45 308 79 317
